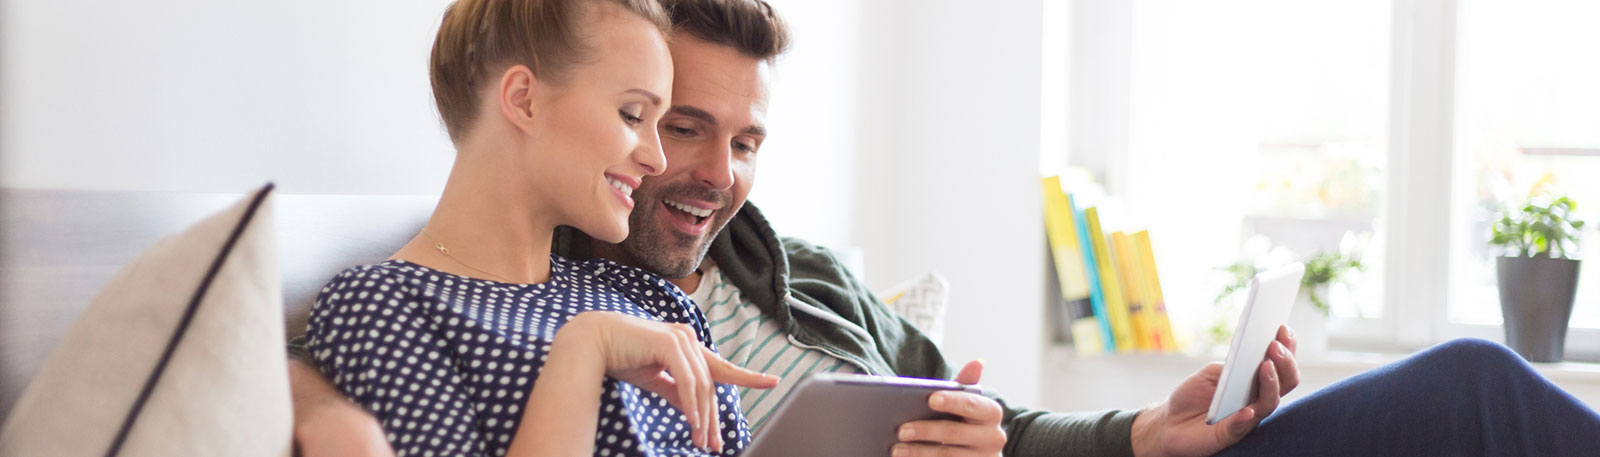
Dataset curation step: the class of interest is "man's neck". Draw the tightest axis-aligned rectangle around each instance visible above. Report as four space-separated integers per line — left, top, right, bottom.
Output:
670 270 704 294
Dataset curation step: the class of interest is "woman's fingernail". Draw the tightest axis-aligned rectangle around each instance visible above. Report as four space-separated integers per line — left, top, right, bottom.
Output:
899 425 915 440
893 445 909 457
930 393 945 409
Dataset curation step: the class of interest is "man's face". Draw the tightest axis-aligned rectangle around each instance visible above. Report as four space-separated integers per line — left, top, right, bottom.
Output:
597 36 770 279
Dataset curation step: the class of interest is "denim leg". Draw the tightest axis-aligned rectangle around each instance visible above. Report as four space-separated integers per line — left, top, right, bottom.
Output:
1214 338 1600 457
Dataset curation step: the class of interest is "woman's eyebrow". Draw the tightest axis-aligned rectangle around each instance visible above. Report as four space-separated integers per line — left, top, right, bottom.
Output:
623 88 662 106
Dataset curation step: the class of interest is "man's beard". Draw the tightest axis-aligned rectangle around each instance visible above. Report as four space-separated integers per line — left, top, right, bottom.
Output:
616 183 735 279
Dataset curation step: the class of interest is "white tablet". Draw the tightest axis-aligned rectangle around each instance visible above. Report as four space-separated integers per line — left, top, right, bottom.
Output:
1205 262 1305 425
742 373 983 457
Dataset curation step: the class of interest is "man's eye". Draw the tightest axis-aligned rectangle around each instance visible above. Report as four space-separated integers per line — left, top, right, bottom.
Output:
664 125 696 137
734 142 757 153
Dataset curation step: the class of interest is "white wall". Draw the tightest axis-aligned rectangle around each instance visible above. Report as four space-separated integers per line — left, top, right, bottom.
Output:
745 0 861 250
0 0 457 195
852 0 1047 405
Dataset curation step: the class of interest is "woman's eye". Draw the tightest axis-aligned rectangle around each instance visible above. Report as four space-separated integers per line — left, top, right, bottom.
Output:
619 110 643 127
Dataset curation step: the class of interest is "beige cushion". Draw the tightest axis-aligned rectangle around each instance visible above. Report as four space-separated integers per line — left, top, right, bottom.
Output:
0 185 292 457
880 272 950 344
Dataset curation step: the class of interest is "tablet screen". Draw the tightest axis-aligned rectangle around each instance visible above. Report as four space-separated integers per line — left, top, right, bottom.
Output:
743 373 981 457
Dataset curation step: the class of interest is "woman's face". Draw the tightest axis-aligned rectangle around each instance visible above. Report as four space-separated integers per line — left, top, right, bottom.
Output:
519 5 672 243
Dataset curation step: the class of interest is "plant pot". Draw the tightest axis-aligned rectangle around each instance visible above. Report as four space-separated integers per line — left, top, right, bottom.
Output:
1496 256 1582 362
1288 294 1328 357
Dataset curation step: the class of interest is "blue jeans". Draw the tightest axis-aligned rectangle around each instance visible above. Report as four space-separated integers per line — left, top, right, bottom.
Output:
1216 338 1600 457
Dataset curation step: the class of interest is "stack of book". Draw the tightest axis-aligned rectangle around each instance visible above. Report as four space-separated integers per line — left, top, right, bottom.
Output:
1041 175 1179 354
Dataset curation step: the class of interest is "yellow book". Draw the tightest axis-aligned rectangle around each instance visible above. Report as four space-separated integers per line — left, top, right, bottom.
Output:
1040 177 1106 354
1134 231 1179 352
1111 232 1154 351
1085 208 1135 352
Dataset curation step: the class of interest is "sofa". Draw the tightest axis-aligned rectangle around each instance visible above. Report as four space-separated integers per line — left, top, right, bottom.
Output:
0 189 437 419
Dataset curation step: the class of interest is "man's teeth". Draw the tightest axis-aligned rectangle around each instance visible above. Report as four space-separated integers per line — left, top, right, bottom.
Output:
606 177 634 196
665 200 713 218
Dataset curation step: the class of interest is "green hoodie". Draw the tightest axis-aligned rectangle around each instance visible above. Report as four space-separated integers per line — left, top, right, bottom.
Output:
556 203 1141 457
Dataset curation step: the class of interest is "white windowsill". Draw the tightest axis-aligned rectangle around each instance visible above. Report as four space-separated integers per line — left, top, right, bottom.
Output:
1038 344 1600 413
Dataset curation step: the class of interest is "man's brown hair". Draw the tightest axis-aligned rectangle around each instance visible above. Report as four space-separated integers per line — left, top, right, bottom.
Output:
429 0 671 143
660 0 790 62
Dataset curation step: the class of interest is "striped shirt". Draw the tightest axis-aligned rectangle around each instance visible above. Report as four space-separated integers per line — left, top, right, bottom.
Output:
688 266 860 432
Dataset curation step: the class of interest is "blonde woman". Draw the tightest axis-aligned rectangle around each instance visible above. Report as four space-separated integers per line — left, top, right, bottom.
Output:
304 1 776 456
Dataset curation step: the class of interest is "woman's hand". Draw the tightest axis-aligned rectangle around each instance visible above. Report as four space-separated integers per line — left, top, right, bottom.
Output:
556 312 779 453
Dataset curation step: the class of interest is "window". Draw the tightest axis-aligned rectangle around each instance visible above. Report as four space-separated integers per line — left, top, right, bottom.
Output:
1063 0 1600 359
1075 0 1394 338
1449 0 1600 329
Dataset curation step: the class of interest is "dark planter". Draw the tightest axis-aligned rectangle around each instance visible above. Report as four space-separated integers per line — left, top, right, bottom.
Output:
1496 256 1582 362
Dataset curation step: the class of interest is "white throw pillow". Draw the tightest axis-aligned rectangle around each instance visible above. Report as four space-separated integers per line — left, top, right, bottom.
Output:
880 272 950 345
0 184 292 457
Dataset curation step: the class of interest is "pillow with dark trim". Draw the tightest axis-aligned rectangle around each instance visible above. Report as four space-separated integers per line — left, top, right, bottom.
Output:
879 272 949 345
0 184 292 456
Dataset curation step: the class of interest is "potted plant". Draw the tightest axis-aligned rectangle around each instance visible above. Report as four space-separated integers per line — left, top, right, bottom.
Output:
1213 235 1365 356
1490 194 1586 362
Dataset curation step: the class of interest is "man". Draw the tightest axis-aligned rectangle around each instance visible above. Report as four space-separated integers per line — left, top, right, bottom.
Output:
291 1 1600 456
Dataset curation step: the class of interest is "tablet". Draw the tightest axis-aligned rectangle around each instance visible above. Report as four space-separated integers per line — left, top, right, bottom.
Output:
742 373 983 457
1205 262 1305 425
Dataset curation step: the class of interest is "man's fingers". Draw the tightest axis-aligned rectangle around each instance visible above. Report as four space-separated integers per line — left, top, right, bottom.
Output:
898 419 1007 450
1248 360 1281 420
1278 325 1298 355
928 391 1003 424
703 347 780 388
1216 405 1258 443
1266 340 1301 394
1197 362 1225 382
891 441 981 457
954 359 984 385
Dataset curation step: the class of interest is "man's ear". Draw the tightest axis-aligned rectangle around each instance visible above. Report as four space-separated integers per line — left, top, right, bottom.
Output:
497 64 541 136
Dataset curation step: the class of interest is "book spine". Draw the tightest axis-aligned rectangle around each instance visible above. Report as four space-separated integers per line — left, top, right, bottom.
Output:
1112 231 1154 351
1040 177 1104 354
1134 231 1178 352
1071 196 1116 352
1085 207 1135 352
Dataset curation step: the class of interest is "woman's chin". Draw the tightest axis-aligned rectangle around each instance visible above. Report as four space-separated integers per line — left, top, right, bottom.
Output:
586 223 629 245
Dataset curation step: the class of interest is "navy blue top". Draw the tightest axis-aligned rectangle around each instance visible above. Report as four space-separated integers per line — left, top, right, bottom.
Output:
305 255 751 457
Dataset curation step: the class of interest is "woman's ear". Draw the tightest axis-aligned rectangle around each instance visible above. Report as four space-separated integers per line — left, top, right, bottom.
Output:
497 64 541 136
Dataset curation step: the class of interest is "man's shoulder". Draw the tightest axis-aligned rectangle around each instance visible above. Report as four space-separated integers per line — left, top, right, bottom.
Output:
778 236 846 272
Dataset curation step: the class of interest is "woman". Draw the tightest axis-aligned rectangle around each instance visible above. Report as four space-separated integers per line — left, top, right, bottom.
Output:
303 0 776 456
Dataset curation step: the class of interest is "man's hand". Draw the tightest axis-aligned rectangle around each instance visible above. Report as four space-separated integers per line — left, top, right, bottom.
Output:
892 360 1007 457
1131 325 1301 457
288 358 395 457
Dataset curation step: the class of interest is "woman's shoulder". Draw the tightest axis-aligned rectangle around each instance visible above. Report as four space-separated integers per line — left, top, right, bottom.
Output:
312 260 434 310
320 260 419 291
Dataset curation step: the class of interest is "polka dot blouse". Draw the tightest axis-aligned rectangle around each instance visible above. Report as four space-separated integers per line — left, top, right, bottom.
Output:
305 255 752 457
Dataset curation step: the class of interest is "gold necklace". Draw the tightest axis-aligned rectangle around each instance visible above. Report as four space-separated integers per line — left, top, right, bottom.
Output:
418 228 520 283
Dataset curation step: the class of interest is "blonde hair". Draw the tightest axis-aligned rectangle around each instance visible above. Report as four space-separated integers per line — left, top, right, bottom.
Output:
429 0 670 142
